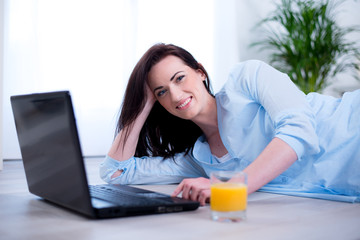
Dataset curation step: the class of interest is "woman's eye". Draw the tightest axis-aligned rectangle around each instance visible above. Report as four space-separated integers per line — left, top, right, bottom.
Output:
176 75 185 82
157 89 166 97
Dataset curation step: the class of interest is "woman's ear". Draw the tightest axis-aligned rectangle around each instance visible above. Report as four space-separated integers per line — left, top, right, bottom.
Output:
196 63 206 80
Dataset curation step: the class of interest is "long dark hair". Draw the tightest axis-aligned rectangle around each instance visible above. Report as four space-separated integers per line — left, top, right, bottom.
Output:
117 43 213 158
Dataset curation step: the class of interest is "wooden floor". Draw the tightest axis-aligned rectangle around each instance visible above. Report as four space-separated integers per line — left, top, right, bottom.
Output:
1 158 360 240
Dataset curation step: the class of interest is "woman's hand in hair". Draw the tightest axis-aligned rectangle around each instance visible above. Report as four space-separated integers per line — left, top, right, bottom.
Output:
145 81 156 107
108 82 156 162
171 177 210 206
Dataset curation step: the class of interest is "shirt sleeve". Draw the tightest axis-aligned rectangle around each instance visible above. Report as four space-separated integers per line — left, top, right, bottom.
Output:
99 153 207 185
228 60 320 159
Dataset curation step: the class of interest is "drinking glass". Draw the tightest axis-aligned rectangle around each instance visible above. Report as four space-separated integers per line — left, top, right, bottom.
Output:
210 171 247 222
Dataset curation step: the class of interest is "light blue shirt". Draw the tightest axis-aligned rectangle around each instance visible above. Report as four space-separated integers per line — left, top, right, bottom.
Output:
100 60 360 203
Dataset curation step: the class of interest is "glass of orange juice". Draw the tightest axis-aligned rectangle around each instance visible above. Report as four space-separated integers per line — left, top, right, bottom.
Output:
210 171 247 222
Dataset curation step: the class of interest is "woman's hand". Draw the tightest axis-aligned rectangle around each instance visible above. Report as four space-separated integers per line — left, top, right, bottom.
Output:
171 177 211 206
145 81 156 107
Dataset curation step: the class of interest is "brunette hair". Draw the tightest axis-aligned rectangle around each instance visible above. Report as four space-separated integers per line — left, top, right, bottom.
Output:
117 43 213 158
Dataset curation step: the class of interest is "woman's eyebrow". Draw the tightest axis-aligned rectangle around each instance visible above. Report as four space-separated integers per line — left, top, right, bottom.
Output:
170 71 184 81
153 86 163 93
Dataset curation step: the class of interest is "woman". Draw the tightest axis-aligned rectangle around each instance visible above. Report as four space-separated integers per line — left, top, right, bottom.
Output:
100 43 360 205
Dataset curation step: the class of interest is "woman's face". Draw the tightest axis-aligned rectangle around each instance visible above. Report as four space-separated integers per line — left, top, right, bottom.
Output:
148 55 209 120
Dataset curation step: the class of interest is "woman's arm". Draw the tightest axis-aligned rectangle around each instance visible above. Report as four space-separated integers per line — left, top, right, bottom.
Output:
243 137 297 194
107 84 156 177
172 137 297 205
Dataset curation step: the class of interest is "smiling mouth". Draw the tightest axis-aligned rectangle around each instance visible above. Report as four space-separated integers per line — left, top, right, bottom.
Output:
176 97 192 109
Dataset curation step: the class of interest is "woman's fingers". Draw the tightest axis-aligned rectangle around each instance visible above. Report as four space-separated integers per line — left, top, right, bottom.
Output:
190 187 200 201
198 189 211 206
171 177 211 206
171 181 185 197
181 181 192 199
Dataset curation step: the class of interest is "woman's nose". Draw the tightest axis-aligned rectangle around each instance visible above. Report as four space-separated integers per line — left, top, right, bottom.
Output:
169 86 182 102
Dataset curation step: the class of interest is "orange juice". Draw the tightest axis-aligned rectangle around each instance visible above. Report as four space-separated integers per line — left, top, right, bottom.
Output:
210 183 247 212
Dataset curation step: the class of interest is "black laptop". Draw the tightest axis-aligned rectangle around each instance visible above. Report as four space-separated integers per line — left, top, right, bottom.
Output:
10 91 199 219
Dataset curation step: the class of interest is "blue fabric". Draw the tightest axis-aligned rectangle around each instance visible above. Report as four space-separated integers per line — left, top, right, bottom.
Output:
100 60 360 203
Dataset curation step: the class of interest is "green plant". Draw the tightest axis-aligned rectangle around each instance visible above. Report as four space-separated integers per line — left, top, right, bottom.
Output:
252 0 360 94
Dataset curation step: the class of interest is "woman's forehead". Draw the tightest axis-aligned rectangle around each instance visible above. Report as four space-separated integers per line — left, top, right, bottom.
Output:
154 55 186 70
149 56 188 80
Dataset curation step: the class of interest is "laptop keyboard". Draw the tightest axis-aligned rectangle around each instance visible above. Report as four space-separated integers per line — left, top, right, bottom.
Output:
89 185 171 207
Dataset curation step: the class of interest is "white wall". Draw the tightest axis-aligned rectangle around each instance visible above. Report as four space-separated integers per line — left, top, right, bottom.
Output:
0 0 4 170
212 0 277 92
321 0 360 97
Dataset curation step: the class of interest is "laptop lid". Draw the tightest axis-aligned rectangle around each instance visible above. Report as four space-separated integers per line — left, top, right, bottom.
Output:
11 91 95 217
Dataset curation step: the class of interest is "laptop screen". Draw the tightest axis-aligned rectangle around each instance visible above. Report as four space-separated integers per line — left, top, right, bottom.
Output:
11 91 94 216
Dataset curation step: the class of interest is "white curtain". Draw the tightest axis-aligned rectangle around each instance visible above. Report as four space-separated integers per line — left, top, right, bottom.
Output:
2 0 216 159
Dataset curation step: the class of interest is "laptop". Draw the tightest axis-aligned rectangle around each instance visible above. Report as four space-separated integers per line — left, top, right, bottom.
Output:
10 91 199 219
